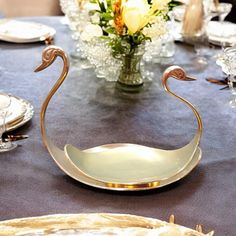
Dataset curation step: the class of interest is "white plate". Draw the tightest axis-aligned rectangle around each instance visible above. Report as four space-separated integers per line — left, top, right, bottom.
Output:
207 21 236 46
0 19 56 43
5 96 26 125
173 20 236 46
6 95 34 132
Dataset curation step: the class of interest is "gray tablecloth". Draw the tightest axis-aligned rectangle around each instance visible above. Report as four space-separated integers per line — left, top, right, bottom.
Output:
0 17 235 235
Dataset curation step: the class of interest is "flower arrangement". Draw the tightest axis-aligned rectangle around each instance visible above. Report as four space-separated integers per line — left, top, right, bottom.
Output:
83 0 172 56
78 0 180 89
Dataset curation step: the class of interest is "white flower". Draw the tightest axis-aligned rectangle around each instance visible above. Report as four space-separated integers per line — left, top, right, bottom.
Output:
108 20 114 26
142 16 166 38
90 12 100 24
80 24 103 41
83 2 100 11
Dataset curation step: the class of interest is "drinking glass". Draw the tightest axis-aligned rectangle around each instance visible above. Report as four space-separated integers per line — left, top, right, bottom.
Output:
59 0 92 69
182 0 217 67
214 3 232 50
0 93 17 152
219 3 232 50
218 47 236 107
209 2 232 61
228 74 236 107
216 3 232 23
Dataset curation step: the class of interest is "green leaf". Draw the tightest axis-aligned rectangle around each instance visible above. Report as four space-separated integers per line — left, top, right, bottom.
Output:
168 0 183 11
100 12 113 20
103 27 116 34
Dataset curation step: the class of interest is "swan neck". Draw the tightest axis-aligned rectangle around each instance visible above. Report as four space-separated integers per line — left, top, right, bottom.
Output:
40 53 69 146
162 74 203 138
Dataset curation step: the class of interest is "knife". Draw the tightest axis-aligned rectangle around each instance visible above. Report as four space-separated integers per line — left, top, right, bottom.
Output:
3 135 29 142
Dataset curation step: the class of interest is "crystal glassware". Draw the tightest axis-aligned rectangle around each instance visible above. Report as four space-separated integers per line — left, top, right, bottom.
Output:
116 44 145 92
216 3 232 22
225 48 236 108
228 74 236 108
217 46 236 107
213 3 232 49
59 0 92 69
182 0 216 67
0 93 17 152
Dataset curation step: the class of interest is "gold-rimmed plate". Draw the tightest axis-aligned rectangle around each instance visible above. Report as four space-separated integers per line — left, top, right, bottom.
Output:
6 95 34 132
0 213 213 235
5 96 26 125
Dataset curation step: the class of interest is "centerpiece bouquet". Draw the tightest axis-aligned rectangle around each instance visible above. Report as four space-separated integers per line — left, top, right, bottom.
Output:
79 0 173 90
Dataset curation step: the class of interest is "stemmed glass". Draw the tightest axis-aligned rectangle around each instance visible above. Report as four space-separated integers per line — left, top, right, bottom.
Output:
228 74 236 108
0 93 17 152
225 48 236 108
59 0 92 69
213 2 232 54
217 46 236 107
216 3 232 23
182 0 217 67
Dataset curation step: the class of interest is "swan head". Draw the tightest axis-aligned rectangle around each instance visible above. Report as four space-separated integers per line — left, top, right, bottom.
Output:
163 65 196 82
35 46 67 72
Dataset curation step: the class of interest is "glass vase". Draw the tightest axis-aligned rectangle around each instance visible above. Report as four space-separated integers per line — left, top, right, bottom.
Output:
116 44 145 92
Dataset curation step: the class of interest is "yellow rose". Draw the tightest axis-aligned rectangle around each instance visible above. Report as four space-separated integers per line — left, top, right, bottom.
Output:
122 0 150 34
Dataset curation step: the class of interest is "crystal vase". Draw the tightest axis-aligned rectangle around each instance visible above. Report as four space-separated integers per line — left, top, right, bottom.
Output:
116 44 145 92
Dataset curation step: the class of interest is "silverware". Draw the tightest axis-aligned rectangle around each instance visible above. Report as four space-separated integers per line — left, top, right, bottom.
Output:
3 135 28 142
219 85 229 90
206 77 228 85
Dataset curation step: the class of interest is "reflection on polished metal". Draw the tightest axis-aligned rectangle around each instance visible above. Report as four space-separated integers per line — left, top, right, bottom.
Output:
0 213 214 235
44 36 54 45
196 224 203 233
167 215 214 236
35 46 203 191
169 214 175 224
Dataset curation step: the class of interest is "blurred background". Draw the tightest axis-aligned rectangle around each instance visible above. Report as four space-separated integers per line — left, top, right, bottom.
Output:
0 0 235 22
0 0 62 17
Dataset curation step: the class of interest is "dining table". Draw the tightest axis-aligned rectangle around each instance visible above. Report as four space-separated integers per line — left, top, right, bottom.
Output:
0 16 235 235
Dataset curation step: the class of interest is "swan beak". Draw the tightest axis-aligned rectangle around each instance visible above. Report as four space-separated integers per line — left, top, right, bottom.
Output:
185 76 196 81
34 63 46 72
